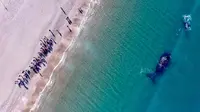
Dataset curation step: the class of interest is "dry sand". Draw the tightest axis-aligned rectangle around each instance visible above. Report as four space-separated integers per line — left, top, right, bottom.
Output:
0 0 99 111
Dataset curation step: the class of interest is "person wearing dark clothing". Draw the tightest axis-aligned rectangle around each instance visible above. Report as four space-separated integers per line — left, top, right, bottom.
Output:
15 78 28 90
66 17 72 24
60 7 66 15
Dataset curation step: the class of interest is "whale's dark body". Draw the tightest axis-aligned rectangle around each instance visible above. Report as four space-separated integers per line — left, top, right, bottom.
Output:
147 52 171 83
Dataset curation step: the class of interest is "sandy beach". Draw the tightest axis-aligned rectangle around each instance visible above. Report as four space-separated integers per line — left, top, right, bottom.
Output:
0 0 99 111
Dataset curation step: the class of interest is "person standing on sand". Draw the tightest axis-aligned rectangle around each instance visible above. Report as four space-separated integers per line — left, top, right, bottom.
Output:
15 78 28 90
44 36 55 46
60 7 66 15
29 65 43 77
49 29 55 37
40 38 48 46
51 37 57 44
35 65 43 77
40 41 48 48
31 61 42 68
44 36 48 41
47 39 55 47
40 58 47 66
78 8 83 14
40 47 48 54
40 48 48 56
42 38 52 48
0 0 8 11
39 73 43 77
35 65 41 72
22 70 31 80
34 57 46 67
33 57 40 61
29 65 38 74
43 36 56 46
33 58 45 69
25 70 31 74
33 57 40 65
23 73 30 80
66 17 72 24
46 43 53 51
38 52 45 58
67 26 72 32
32 58 39 64
18 75 29 84
56 30 62 37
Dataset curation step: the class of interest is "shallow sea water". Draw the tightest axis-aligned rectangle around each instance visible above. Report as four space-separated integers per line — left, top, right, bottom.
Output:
43 0 200 112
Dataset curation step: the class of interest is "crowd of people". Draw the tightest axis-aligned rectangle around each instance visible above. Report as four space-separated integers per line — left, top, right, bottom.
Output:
15 32 57 90
15 6 83 90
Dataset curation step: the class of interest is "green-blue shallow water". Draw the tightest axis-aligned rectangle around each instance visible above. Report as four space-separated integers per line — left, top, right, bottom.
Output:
54 0 200 112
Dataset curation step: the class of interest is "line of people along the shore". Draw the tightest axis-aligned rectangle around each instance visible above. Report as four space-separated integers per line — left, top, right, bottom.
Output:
15 33 56 90
14 6 84 90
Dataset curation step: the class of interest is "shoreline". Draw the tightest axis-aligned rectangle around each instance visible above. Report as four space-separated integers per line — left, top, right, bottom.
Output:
0 0 99 111
21 0 100 111
0 0 64 110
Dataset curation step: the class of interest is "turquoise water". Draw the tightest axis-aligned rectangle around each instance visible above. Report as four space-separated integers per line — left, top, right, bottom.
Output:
55 0 200 112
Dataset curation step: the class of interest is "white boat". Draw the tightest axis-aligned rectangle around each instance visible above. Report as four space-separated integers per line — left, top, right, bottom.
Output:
183 14 192 31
